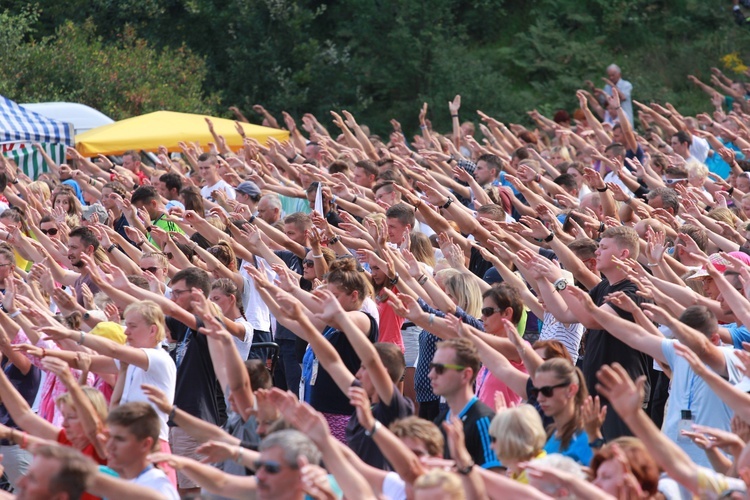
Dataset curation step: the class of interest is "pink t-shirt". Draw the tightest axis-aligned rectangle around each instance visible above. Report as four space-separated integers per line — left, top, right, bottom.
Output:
376 290 405 352
475 357 528 408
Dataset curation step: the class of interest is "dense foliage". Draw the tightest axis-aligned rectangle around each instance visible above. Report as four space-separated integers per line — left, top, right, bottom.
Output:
1 0 750 135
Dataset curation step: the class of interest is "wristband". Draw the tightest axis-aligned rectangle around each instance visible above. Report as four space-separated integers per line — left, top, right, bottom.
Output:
451 114 459 118
248 215 256 223
598 222 606 233
728 187 735 196
428 313 435 326
544 232 554 243
417 274 429 286
135 240 144 249
596 186 608 192
106 243 117 253
169 405 177 422
364 420 381 437
535 174 541 183
456 461 475 475
8 310 20 319
77 331 86 346
441 197 454 210
312 254 324 259
351 195 358 204
389 274 400 286
328 235 341 245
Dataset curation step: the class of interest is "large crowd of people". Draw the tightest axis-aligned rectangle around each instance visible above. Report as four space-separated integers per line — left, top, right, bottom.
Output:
1 63 750 499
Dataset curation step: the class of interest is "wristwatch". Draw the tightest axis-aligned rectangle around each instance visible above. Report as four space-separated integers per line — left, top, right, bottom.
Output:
543 232 554 243
456 461 475 475
553 277 568 292
364 420 381 437
441 197 454 210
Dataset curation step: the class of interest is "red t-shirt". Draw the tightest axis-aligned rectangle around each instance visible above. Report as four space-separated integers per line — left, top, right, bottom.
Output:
58 428 108 500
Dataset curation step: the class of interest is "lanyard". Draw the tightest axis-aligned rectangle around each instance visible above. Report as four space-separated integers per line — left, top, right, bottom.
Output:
176 328 193 369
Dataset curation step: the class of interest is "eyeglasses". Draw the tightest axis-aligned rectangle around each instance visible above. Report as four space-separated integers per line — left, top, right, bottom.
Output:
0 263 12 268
41 228 58 236
529 382 570 399
171 289 191 298
253 460 283 474
141 267 159 274
303 259 314 268
429 362 466 375
481 307 503 317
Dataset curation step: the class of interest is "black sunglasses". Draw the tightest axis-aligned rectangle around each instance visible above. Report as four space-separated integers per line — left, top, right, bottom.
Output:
41 228 58 236
529 382 570 399
253 459 282 474
429 362 466 375
481 307 502 317
141 266 159 274
303 259 314 268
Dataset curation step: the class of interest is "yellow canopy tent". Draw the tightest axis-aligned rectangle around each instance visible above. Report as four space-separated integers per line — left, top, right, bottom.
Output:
75 110 289 156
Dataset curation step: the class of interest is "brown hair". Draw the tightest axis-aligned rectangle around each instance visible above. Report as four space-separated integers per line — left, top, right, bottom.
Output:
535 358 588 450
436 338 481 384
591 437 660 495
325 256 372 307
390 416 444 457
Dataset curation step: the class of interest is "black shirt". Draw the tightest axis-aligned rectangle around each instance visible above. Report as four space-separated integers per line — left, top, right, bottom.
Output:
583 278 650 440
346 382 414 469
435 397 500 469
166 316 226 426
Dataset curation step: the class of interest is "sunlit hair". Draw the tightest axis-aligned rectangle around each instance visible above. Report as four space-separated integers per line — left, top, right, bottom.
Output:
414 470 465 500
438 269 482 318
325 256 372 308
123 300 166 343
389 416 444 457
489 404 546 463
409 232 436 267
56 386 108 423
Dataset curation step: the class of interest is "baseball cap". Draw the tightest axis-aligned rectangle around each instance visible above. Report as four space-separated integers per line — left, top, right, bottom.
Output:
687 253 731 280
235 181 261 198
90 321 127 345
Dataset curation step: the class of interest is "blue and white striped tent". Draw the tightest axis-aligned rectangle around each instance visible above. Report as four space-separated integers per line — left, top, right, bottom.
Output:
0 95 74 179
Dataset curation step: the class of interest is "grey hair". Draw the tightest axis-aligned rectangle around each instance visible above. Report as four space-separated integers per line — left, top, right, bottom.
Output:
528 453 585 499
259 429 321 467
260 193 282 210
607 64 621 74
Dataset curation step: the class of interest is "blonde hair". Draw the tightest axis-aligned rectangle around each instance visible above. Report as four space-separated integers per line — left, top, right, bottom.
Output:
28 181 51 203
56 386 108 423
123 300 166 344
685 160 708 181
489 404 547 463
141 252 168 270
437 269 482 318
414 469 465 500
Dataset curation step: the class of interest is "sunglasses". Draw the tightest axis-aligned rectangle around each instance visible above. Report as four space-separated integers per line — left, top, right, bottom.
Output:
41 228 58 236
429 362 466 375
253 460 282 474
303 259 315 268
141 267 159 274
529 382 570 399
481 307 502 317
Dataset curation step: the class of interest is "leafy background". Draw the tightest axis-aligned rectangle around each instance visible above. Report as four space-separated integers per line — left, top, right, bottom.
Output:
1 0 749 137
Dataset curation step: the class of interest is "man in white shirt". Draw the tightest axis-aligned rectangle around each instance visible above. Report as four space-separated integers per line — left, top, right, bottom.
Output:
198 152 236 203
105 402 180 499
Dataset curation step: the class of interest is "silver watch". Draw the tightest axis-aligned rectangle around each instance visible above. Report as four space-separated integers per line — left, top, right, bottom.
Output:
553 278 568 291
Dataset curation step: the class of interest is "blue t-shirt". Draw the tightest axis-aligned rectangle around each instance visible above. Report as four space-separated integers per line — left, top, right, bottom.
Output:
725 322 750 349
544 430 593 466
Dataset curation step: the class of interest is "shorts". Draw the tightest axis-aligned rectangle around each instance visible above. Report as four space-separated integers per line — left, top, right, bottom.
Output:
169 426 201 489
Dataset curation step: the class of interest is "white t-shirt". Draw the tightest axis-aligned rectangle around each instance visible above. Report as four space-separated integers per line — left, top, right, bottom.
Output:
133 466 180 500
116 348 176 441
201 180 236 202
382 471 407 500
232 317 254 360
239 261 275 332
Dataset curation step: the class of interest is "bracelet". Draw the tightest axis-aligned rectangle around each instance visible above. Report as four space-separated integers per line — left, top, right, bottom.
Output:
417 274 429 286
21 432 27 450
598 222 605 233
451 114 459 118
419 124 427 130
365 420 381 437
441 197 454 210
414 199 422 211
169 405 177 422
77 331 86 346
41 348 47 358
135 241 144 249
646 262 659 267
8 429 14 446
596 186 608 192
428 313 435 326
106 243 117 253
312 254 324 259
248 214 256 223
728 187 735 196
456 461 475 475
535 174 541 183
544 232 554 243
234 446 242 462
328 235 341 245
8 310 20 319
389 274 400 286
351 195 358 204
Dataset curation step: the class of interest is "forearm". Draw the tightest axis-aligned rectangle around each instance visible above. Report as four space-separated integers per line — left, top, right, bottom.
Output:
89 473 173 500
173 407 239 444
318 436 377 500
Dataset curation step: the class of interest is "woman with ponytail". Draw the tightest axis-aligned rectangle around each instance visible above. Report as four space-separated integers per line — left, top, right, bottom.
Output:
534 358 602 465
